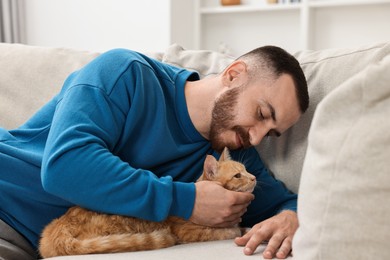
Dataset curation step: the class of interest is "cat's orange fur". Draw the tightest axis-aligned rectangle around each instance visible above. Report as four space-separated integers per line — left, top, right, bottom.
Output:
39 148 256 258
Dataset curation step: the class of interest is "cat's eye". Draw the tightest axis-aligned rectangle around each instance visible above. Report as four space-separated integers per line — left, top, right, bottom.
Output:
234 173 241 178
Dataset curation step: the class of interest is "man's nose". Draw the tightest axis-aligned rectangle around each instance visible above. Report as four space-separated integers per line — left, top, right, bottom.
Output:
249 124 268 146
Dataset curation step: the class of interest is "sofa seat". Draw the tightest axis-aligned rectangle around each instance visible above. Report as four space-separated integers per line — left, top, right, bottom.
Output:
46 240 273 260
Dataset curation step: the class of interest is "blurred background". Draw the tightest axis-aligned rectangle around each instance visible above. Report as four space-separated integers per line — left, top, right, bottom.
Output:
1 0 390 55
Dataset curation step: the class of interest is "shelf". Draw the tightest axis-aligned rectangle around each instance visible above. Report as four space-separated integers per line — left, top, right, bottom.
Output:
309 0 390 8
200 0 390 14
200 3 301 14
194 0 390 53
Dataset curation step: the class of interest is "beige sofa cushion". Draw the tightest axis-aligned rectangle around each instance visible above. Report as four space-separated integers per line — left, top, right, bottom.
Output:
0 43 166 130
292 54 390 259
162 43 234 78
0 43 100 130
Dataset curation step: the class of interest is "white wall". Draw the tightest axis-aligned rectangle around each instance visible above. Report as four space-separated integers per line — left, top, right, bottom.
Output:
201 10 301 55
198 0 390 56
310 5 390 51
24 0 171 53
23 0 390 55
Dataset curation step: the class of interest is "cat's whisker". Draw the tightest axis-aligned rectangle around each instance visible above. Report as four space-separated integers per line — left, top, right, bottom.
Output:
238 150 248 164
242 151 252 167
239 151 245 164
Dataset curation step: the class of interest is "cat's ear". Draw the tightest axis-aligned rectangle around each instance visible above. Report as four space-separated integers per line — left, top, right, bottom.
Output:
203 155 218 180
219 147 231 162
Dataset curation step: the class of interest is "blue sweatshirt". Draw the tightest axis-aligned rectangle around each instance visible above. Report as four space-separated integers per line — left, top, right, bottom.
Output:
0 49 296 249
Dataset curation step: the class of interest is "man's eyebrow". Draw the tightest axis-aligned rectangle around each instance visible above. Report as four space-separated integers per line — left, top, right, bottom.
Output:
264 101 281 137
266 102 276 122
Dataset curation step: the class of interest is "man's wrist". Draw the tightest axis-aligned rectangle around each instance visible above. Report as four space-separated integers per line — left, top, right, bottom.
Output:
168 182 196 219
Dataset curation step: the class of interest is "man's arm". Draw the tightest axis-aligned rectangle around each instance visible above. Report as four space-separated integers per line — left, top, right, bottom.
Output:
41 84 195 221
41 50 197 222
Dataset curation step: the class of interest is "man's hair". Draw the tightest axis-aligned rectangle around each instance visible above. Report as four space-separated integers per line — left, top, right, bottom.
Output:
237 46 309 113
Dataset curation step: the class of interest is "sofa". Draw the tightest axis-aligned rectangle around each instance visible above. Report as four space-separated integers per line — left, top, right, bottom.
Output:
1 42 389 259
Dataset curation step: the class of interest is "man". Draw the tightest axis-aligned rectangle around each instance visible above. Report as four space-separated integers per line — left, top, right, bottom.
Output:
0 45 308 259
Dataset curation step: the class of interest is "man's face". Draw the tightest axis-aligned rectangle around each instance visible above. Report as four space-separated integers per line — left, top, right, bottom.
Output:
209 74 301 152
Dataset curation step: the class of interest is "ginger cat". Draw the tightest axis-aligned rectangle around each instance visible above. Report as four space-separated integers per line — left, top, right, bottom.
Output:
39 147 256 258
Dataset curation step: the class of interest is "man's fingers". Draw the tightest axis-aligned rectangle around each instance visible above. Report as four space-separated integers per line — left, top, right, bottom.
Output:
262 240 279 258
215 207 248 227
231 191 254 205
276 236 293 259
241 226 270 255
263 233 289 259
213 200 250 227
234 227 253 247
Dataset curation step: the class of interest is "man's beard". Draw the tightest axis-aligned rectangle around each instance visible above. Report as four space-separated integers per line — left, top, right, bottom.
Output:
209 86 251 153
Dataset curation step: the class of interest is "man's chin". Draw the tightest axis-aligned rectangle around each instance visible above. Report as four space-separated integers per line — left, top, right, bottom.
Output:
211 145 224 154
211 143 226 153
212 143 242 153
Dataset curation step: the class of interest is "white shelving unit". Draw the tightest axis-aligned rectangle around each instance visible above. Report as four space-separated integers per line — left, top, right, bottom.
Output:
193 0 390 55
308 0 390 7
200 3 300 13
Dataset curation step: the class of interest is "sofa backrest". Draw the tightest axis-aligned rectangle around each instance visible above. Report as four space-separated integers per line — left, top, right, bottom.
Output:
0 43 100 129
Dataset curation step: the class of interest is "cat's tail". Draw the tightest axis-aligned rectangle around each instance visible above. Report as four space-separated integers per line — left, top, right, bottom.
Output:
40 228 176 258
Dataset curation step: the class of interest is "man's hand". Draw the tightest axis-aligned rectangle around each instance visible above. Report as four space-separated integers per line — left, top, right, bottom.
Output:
190 181 254 227
234 210 298 259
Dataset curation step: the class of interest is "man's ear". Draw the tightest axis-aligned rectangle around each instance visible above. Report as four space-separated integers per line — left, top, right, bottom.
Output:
221 60 247 86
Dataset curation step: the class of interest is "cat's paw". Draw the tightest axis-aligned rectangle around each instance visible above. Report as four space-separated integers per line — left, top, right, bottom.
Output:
223 227 242 239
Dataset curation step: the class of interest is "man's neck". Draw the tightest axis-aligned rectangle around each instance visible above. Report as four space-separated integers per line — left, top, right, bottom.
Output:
184 76 221 140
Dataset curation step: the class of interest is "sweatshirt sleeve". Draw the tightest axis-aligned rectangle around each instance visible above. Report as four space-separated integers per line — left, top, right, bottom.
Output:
41 53 195 221
231 148 297 227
